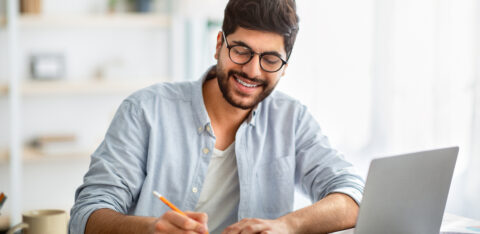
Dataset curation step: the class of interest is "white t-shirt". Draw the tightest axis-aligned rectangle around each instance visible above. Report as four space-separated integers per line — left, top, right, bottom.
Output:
194 143 240 234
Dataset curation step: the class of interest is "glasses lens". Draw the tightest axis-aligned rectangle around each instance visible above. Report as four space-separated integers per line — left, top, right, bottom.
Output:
260 54 283 72
229 46 252 64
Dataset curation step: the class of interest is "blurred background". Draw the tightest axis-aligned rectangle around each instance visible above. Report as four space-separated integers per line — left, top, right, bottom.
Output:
0 0 479 230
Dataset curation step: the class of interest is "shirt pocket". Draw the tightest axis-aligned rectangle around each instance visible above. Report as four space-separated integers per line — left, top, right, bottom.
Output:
254 155 295 217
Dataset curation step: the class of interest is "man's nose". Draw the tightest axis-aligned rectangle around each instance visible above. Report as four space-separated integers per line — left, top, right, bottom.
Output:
241 54 262 79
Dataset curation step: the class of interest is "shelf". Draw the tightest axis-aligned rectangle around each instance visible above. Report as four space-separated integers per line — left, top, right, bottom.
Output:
0 78 166 96
0 147 92 164
19 13 171 29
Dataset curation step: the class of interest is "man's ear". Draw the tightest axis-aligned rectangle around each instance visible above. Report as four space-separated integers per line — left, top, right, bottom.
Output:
281 63 288 77
214 31 223 60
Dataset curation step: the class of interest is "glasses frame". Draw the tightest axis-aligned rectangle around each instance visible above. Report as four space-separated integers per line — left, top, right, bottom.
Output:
222 32 287 73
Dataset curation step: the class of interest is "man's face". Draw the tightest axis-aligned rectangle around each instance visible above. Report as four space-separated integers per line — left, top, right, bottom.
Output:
214 27 288 110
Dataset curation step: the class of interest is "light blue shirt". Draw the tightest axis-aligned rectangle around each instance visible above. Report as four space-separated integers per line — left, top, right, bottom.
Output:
69 67 365 234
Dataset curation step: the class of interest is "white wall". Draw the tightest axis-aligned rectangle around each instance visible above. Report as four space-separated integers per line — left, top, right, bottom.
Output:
278 0 480 219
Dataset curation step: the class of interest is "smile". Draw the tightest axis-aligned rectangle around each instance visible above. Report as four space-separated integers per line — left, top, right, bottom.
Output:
234 75 261 88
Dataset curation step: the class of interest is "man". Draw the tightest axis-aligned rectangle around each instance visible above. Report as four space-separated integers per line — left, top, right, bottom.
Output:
69 0 365 233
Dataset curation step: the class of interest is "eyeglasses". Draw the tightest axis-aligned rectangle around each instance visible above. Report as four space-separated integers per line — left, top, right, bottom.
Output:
222 32 287 73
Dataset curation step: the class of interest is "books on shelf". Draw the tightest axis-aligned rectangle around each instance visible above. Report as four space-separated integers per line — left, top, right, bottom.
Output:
20 0 42 14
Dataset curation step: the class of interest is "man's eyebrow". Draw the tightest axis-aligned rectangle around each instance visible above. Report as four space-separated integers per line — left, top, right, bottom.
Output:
232 40 284 58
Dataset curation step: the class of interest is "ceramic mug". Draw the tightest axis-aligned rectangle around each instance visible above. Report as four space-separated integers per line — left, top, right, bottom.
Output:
7 209 67 234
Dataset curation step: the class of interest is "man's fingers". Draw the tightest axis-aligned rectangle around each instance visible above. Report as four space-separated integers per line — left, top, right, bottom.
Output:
223 218 269 234
223 219 247 234
154 218 199 234
240 223 269 234
154 218 176 232
162 210 207 233
185 211 208 224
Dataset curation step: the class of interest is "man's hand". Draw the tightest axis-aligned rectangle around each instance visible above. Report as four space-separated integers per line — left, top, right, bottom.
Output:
221 193 359 234
152 211 209 234
222 218 293 234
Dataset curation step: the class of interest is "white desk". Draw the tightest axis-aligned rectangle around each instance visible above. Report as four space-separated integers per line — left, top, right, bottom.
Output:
333 213 480 234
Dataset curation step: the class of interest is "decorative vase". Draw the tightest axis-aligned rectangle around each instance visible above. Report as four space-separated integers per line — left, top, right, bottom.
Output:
135 0 151 12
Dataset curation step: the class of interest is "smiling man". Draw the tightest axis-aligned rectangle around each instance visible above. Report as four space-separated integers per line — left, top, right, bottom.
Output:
69 0 364 234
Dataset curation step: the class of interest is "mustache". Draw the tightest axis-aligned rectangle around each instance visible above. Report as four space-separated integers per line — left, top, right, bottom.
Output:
228 70 266 85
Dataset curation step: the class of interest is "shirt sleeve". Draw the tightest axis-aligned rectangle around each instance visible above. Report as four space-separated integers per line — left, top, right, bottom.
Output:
69 100 149 234
294 104 365 205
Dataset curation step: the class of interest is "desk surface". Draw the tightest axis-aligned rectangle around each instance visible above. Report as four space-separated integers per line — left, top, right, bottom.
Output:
333 213 480 234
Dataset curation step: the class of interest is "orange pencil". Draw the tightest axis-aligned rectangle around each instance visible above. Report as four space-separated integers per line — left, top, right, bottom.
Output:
153 191 208 234
153 191 186 216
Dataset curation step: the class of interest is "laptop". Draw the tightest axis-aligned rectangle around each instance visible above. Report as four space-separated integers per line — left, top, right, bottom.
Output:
354 146 459 234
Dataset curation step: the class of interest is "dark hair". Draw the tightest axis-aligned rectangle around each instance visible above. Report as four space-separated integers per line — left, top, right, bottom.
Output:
222 0 299 60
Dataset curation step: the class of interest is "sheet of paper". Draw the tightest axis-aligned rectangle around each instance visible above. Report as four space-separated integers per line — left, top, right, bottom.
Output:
440 213 480 234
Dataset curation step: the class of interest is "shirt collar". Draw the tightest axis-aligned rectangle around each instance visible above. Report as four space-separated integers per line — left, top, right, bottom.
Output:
191 66 260 131
191 68 212 134
246 104 259 126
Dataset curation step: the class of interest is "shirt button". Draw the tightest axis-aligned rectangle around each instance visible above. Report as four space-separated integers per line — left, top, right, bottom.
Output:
206 125 211 132
197 127 203 132
202 148 210 154
192 187 198 193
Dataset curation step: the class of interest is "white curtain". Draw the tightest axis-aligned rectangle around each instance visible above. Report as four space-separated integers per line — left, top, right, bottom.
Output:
279 0 480 219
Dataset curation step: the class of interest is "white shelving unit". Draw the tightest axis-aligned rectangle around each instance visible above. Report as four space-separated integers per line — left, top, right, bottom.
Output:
1 0 184 226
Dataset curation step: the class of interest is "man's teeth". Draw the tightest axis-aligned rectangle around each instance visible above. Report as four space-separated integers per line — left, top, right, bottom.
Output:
235 77 259 88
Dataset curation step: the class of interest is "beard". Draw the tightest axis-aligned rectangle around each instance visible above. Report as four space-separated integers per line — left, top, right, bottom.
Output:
215 62 279 110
